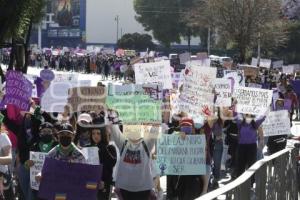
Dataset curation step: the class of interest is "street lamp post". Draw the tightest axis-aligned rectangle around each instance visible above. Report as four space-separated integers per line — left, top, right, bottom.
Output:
115 15 119 43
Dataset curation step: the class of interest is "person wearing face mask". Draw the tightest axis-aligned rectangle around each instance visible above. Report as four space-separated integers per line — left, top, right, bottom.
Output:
108 110 157 200
89 117 117 200
46 123 86 163
234 113 266 177
26 122 58 199
75 113 93 148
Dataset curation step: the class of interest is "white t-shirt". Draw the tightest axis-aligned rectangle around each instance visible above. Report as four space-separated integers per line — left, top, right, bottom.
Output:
0 133 11 174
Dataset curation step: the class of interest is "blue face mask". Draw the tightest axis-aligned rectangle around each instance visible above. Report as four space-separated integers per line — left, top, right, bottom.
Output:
194 123 203 129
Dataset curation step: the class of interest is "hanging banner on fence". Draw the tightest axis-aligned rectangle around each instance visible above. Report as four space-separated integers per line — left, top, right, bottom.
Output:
106 95 162 124
233 87 273 115
179 65 216 117
179 52 191 64
259 59 272 69
214 79 232 107
156 134 206 175
108 83 164 100
30 152 47 190
82 147 100 165
38 158 102 200
262 110 291 136
272 60 284 69
2 70 32 111
134 60 172 89
41 80 91 112
68 86 106 112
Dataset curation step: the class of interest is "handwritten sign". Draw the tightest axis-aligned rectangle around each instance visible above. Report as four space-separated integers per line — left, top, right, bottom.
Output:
272 60 283 69
214 79 232 107
30 152 47 190
38 158 102 200
134 60 172 89
106 95 162 124
81 147 100 165
156 134 206 175
179 65 216 117
68 86 106 112
41 80 91 112
233 87 273 115
260 59 272 69
224 70 245 88
282 65 295 74
262 110 291 136
3 70 32 111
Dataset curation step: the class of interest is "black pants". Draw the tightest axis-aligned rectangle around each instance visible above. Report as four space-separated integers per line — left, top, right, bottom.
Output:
120 189 150 200
166 175 179 200
97 182 112 200
236 143 257 177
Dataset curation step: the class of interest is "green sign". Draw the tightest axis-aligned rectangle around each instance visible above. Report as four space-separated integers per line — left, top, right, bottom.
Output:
107 95 162 124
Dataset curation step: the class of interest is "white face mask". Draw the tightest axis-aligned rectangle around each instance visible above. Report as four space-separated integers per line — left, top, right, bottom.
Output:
245 118 253 124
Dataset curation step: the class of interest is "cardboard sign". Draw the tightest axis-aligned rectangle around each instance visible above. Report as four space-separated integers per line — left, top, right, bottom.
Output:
179 65 216 117
41 80 91 112
30 152 47 190
134 60 172 89
179 52 191 64
233 87 273 115
214 79 232 107
262 110 291 136
68 86 106 112
242 66 259 78
3 70 32 111
38 158 102 200
106 95 162 124
156 134 206 175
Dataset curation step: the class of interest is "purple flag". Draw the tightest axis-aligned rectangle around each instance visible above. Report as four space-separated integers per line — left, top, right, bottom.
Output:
3 71 32 111
38 158 102 200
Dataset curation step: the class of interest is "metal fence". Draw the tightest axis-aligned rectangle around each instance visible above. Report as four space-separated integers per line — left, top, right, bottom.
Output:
197 144 300 200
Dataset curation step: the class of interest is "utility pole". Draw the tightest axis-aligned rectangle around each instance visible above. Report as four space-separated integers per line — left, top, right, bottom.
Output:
115 15 119 43
207 26 211 56
257 32 261 67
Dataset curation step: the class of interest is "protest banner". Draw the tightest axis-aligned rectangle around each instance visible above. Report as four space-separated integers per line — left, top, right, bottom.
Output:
262 110 291 137
291 80 300 94
106 95 162 124
179 52 191 64
214 79 232 107
260 59 272 68
233 87 273 115
101 47 115 55
40 69 55 81
41 80 91 112
68 86 106 112
272 60 284 69
156 134 206 175
224 70 245 88
82 147 100 165
251 58 258 66
2 70 32 111
179 65 216 117
134 61 172 89
108 83 164 100
38 158 102 200
53 73 78 82
282 65 294 74
30 152 47 190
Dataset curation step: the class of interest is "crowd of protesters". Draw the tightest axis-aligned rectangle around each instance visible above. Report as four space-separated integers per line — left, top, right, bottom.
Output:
0 49 299 200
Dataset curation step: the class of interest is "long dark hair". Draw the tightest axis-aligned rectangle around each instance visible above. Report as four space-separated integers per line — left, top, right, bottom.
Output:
90 126 108 146
242 115 257 129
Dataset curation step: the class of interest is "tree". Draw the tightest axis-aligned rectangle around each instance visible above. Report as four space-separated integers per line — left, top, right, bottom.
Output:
0 0 45 73
117 33 156 50
134 0 197 48
186 0 289 62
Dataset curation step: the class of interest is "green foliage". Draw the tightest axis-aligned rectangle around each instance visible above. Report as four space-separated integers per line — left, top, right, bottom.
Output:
117 33 155 51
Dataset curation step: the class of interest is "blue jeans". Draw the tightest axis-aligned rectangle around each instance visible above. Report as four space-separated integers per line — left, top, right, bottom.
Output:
17 164 32 200
213 139 223 181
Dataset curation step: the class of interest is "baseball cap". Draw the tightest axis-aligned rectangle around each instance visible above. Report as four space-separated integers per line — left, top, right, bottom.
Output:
57 123 74 135
77 113 93 124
